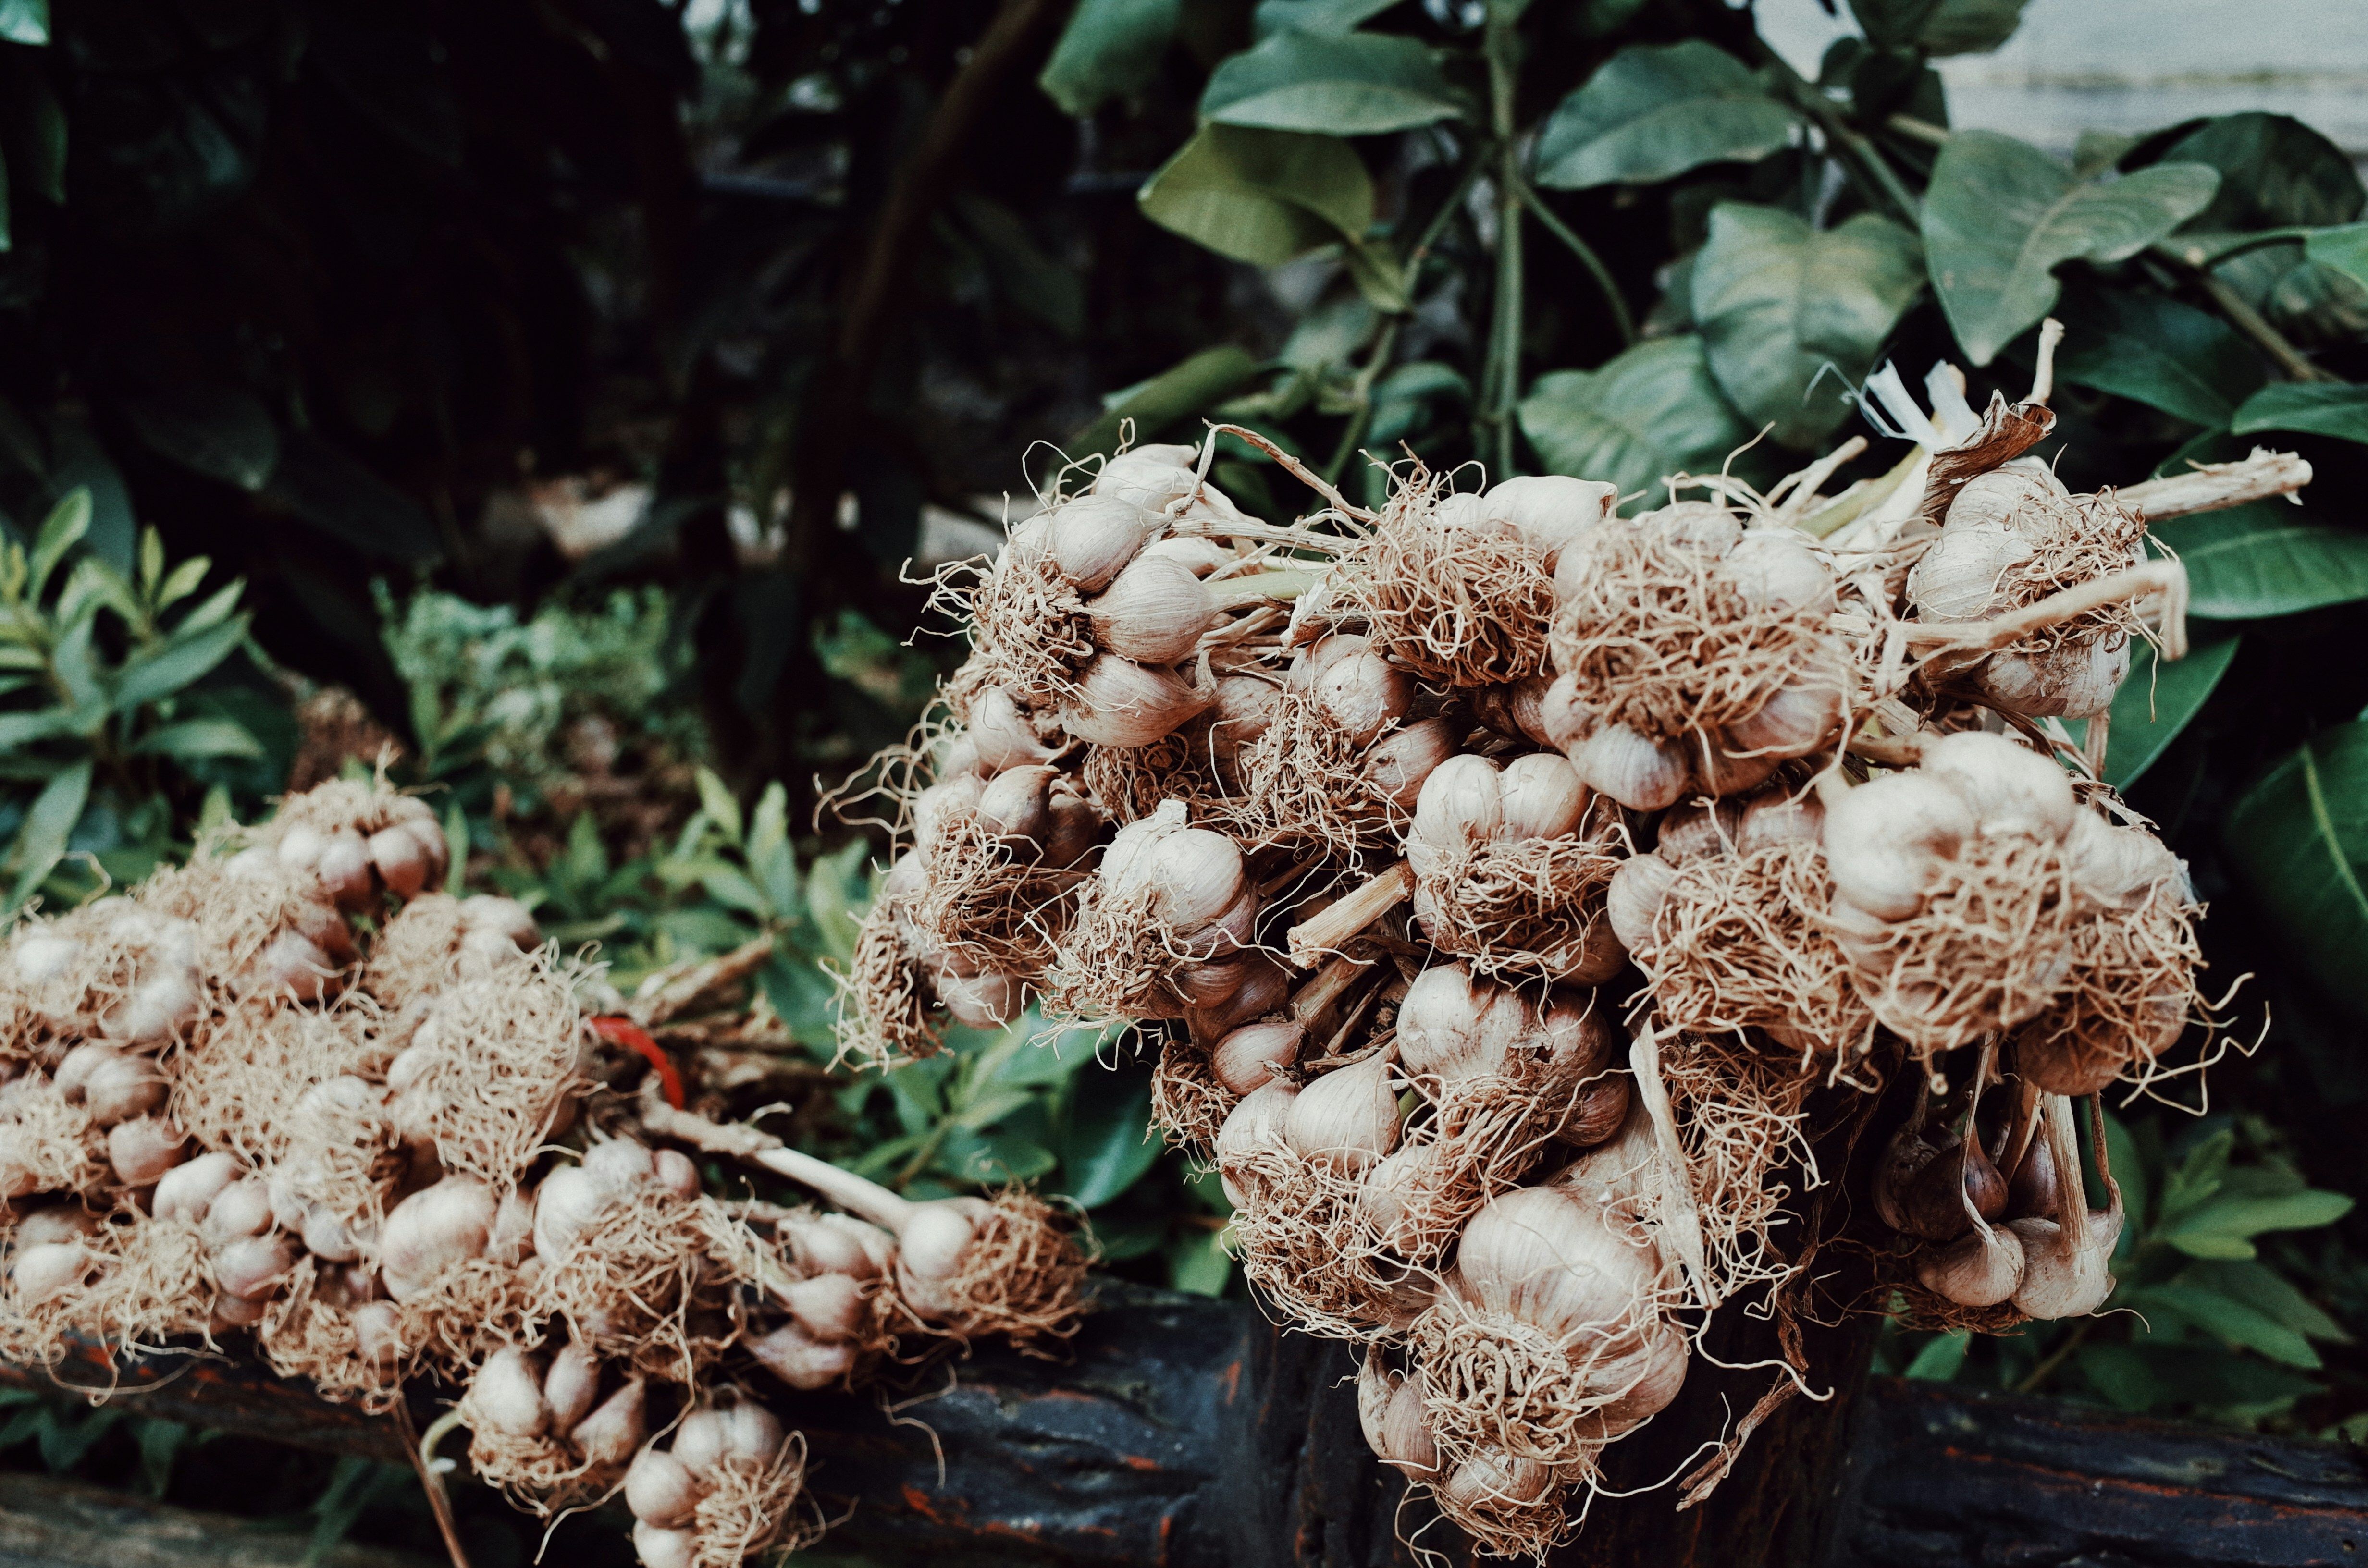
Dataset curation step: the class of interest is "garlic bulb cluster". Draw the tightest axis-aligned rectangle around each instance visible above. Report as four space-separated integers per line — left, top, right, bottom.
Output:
1821 730 2198 1075
1041 799 1258 1021
746 1209 893 1390
1333 472 1616 687
1542 507 1850 810
1407 751 1625 982
624 1398 817 1568
1907 464 2147 718
459 1338 650 1511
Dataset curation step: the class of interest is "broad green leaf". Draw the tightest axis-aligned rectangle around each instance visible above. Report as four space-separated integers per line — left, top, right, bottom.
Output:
1903 1329 1971 1380
747 781 795 920
1201 30 1462 135
2067 628 2237 790
693 766 742 844
1690 204 1924 447
46 422 134 573
7 758 87 914
2163 113 2363 234
1535 42 1795 191
1252 0 1400 38
1847 0 2029 54
2306 223 2368 294
1518 336 1751 509
27 488 87 600
1168 1227 1233 1295
48 612 99 718
1057 1066 1161 1208
803 839 871 963
2183 1260 2351 1344
153 555 209 612
131 719 262 760
2055 288 2263 428
442 801 468 896
173 579 246 635
2163 1191 2355 1261
1922 131 2220 365
939 1129 1058 1185
119 387 280 491
0 0 46 47
1039 0 1177 117
2230 382 2368 445
2150 502 2368 619
1138 124 1376 265
1070 343 1265 459
0 710 77 749
2133 1283 2319 1368
112 614 249 712
2222 720 2368 1020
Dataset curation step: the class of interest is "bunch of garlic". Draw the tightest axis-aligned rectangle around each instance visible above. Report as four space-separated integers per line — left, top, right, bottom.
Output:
1042 799 1258 1022
1407 751 1625 983
746 1209 894 1391
259 784 450 908
1906 464 2147 718
1542 506 1849 811
460 1339 649 1509
624 1398 814 1568
1821 729 2195 1071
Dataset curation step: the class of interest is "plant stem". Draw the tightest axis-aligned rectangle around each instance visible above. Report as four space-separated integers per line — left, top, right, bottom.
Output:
1885 112 1952 147
1515 179 1636 346
2157 250 2338 382
2014 1319 2091 1394
1765 57 1922 227
1480 0 1524 480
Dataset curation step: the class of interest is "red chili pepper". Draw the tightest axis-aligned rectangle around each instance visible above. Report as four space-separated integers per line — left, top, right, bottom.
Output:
589 1015 684 1109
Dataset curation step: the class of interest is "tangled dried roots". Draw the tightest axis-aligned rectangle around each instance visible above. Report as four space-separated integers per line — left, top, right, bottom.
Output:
1831 833 2080 1060
1342 471 1557 686
538 1193 739 1382
0 1075 104 1198
10 1219 215 1363
1040 883 1189 1023
1648 1033 1818 1302
173 998 390 1214
833 902 943 1068
266 777 417 839
910 821 1083 977
1417 837 1622 981
1228 1148 1425 1339
394 1256 541 1384
2012 878 2207 1095
151 855 342 1005
900 1189 1090 1350
256 1262 402 1410
466 1426 602 1516
1149 1038 1235 1153
364 895 519 1009
1991 491 2149 655
1548 525 1829 739
1430 1463 1585 1566
956 547 1095 715
691 1437 824 1568
1871 1248 2029 1335
1639 843 1875 1060
1081 732 1225 824
1229 686 1407 861
1408 1307 1652 1469
400 962 586 1182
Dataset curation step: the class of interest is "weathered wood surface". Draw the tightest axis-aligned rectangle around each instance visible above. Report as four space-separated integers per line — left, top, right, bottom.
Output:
0 1470 437 1568
2 1293 2364 1568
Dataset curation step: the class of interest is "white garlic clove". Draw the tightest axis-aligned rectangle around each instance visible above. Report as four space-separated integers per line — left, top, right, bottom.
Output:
967 686 1056 772
1479 475 1618 565
624 1446 702 1528
10 1241 93 1305
1044 493 1156 593
1917 1224 2027 1308
1724 676 1846 760
1822 772 1976 922
1975 637 2128 720
571 1378 648 1467
1735 789 1825 856
543 1338 602 1435
1496 752 1589 841
1577 724 1690 812
935 969 1025 1029
153 1151 242 1224
630 1523 697 1568
382 1176 498 1301
1920 730 2076 842
1727 529 1837 616
213 1233 298 1301
1059 656 1209 749
469 1346 551 1439
1907 519 2031 621
1364 716 1458 815
1085 553 1216 665
1211 1019 1302 1096
107 1116 186 1188
1411 754 1503 865
1282 1054 1399 1172
1314 648 1414 751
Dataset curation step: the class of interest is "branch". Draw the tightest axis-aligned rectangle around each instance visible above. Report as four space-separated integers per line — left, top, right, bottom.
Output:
2116 448 2312 520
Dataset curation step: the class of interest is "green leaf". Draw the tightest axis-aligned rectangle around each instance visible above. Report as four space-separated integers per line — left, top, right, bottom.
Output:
2163 1191 2355 1262
1914 0 2031 54
442 800 469 896
1251 0 1399 38
119 387 280 492
1070 343 1265 460
1039 0 1177 118
37 1404 121 1472
939 1129 1058 1185
2183 1260 2351 1345
2306 223 2368 294
1518 336 1751 509
1057 1066 1161 1209
2133 1283 2321 1368
27 488 88 601
0 0 47 46
2068 628 2238 790
0 709 77 749
2162 113 2364 234
1200 30 1463 136
2223 720 2368 1020
1139 124 1376 265
1921 131 2220 365
2054 288 2264 428
131 719 263 761
693 766 742 845
2230 382 2368 445
113 614 249 712
1534 41 1796 191
747 781 795 920
2151 501 2368 619
1903 1328 1972 1380
7 758 87 914
1690 204 1924 448
1168 1227 1233 1295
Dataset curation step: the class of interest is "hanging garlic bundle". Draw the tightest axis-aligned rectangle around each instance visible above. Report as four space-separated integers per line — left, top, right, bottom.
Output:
1229 630 1459 860
1407 751 1626 983
1605 787 1874 1060
459 1339 650 1512
1541 506 1850 811
1820 729 2203 1077
1332 470 1616 687
623 1397 820 1568
1040 799 1259 1021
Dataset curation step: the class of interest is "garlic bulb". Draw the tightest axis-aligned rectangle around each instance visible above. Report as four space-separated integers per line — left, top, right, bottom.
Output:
1406 751 1622 983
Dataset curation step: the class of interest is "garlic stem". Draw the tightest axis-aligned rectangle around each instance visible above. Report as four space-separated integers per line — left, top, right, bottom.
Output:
629 934 778 1028
1291 952 1370 1025
2028 318 2064 405
1802 446 1921 539
636 1081 916 1232
1205 423 1376 523
1906 561 2187 660
1768 436 1868 523
1205 568 1320 612
2115 449 2311 521
1285 862 1414 968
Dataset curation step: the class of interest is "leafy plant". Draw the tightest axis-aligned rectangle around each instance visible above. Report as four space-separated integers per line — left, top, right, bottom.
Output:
1880 1112 2356 1428
0 490 288 913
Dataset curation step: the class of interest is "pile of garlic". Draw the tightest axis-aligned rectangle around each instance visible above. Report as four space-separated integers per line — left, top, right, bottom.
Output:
0 779 1089 1568
833 365 2298 1559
